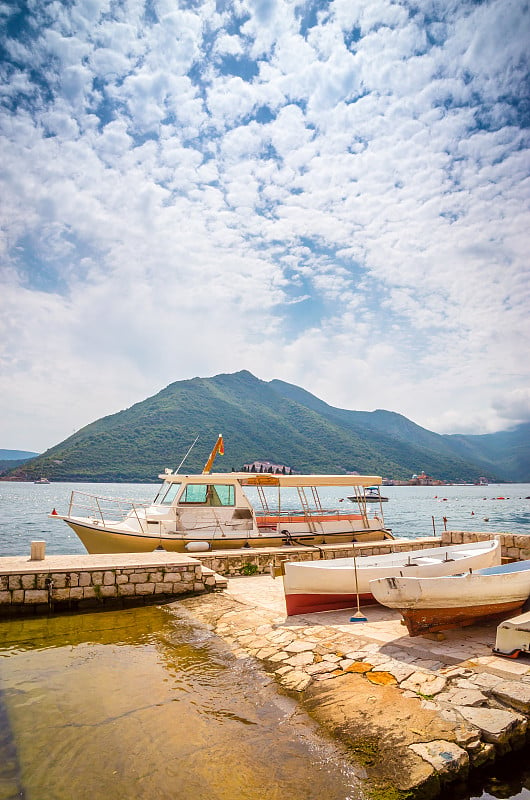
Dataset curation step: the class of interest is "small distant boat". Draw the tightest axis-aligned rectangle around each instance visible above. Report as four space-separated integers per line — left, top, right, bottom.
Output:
282 539 501 615
370 559 530 636
348 486 388 503
34 477 50 484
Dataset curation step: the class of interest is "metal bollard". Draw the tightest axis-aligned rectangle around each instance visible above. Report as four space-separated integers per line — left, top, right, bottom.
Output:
30 540 46 561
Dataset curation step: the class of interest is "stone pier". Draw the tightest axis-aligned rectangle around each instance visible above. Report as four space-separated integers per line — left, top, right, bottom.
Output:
0 551 227 617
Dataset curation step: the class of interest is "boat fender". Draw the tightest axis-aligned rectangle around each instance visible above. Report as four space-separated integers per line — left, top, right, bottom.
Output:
185 541 211 552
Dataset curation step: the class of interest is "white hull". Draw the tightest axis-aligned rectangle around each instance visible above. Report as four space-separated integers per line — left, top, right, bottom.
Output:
370 559 530 635
282 539 501 615
63 516 391 554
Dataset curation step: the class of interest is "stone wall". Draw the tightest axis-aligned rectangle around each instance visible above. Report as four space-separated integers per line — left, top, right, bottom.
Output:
194 536 441 576
441 530 530 562
194 530 530 576
0 552 223 618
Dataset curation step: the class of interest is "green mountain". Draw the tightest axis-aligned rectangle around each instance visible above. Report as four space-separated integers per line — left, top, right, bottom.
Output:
444 423 530 483
3 371 528 482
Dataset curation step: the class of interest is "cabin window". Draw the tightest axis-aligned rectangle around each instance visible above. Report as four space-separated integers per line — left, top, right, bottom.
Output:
159 483 181 505
179 484 235 506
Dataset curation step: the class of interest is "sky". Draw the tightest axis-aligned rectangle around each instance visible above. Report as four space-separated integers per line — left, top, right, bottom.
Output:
1 0 529 453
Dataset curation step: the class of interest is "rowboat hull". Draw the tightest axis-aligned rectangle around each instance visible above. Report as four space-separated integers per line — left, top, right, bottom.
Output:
398 600 525 636
493 610 530 658
282 539 501 615
370 559 530 636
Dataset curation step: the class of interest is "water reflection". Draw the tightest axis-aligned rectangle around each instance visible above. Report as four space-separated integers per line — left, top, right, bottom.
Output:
0 606 363 800
464 746 530 800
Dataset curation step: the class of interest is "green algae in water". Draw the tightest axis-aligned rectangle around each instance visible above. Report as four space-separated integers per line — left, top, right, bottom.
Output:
0 606 364 800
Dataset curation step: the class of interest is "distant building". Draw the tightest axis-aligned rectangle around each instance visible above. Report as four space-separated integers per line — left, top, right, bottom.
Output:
243 460 294 474
408 471 444 486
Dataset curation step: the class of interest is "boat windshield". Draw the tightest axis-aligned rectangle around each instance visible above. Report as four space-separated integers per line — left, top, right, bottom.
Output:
154 482 182 505
179 484 235 506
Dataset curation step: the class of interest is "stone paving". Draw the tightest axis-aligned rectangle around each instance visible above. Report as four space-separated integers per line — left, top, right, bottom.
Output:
181 573 530 798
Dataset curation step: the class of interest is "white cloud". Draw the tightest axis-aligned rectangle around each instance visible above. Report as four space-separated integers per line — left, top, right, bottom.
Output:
0 0 529 452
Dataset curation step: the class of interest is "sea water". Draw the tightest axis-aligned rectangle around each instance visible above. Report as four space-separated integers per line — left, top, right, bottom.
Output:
0 480 529 557
0 481 529 800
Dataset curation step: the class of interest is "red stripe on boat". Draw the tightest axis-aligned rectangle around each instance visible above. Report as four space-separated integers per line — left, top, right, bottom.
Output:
285 592 376 616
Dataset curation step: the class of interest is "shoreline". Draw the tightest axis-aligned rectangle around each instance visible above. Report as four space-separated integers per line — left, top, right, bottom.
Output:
179 574 530 800
1 533 530 798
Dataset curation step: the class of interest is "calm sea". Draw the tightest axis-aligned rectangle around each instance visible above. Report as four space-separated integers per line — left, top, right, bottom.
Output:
0 481 529 800
0 480 529 558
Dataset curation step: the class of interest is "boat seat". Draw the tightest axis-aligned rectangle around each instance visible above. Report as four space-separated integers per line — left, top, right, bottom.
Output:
414 557 443 564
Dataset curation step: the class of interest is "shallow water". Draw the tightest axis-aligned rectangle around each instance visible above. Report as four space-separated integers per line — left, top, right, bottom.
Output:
0 605 363 800
1 482 530 800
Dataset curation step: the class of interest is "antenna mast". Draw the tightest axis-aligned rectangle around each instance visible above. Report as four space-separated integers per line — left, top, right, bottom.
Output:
174 436 199 474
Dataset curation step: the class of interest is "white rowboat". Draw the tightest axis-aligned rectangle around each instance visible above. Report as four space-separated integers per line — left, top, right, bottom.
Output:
282 538 501 616
370 559 530 636
493 610 530 659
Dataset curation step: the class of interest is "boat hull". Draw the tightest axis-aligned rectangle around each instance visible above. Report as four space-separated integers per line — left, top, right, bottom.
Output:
370 560 530 636
493 610 530 658
65 519 392 555
285 590 375 616
282 540 501 616
400 601 525 636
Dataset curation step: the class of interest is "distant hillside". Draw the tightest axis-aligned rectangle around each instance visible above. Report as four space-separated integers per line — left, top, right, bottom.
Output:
444 423 530 483
0 449 39 460
3 371 528 482
0 450 40 477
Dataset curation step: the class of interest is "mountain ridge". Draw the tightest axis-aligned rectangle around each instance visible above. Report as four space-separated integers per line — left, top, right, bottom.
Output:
2 371 528 482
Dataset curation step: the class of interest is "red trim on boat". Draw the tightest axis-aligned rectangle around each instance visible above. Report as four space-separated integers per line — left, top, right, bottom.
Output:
285 591 376 616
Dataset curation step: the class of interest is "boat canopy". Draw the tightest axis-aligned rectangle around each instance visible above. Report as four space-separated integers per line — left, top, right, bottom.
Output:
158 471 382 488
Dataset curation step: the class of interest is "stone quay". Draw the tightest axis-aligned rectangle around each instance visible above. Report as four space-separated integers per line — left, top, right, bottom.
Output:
0 551 227 617
176 536 530 800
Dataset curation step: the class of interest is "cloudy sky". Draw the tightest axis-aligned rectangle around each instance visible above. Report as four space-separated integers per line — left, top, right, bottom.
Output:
1 0 529 453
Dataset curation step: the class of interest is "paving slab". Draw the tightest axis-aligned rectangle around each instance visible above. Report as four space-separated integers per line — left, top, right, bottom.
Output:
0 551 198 572
178 573 530 800
225 574 530 681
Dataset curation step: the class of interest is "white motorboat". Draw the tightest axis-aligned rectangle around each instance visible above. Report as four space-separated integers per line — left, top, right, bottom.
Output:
370 559 530 636
282 538 501 615
348 486 388 503
51 437 393 553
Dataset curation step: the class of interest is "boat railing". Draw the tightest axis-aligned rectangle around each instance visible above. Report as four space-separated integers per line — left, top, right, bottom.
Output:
256 507 378 518
68 490 150 527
